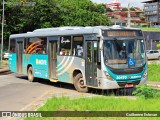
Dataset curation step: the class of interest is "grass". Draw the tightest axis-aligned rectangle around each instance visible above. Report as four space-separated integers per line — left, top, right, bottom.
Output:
38 96 160 111
148 64 160 81
25 92 160 120
141 27 160 32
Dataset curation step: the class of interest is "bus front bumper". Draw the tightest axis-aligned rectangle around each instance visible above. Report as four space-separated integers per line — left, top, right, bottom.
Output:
98 77 147 90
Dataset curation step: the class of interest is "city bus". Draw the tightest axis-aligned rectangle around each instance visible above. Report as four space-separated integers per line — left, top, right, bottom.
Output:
8 26 147 93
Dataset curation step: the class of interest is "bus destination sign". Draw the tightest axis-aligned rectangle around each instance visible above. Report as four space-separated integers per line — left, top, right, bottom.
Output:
102 31 137 37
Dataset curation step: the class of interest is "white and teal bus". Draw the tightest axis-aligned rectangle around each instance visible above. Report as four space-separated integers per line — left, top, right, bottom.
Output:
9 26 147 92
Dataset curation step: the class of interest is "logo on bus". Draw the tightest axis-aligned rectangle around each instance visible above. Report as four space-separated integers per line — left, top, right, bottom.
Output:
36 59 47 65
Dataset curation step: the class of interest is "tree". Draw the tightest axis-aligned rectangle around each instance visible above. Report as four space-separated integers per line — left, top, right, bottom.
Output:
157 44 160 51
130 7 135 11
106 7 112 12
58 0 111 26
122 7 128 11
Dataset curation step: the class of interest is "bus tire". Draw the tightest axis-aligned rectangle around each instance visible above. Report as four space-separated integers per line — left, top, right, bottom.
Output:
27 66 35 82
73 73 88 93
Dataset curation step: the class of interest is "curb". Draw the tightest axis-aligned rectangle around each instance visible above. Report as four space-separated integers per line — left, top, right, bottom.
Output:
0 69 10 74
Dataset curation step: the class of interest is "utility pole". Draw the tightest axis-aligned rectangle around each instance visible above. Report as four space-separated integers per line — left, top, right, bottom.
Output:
151 39 152 50
1 0 4 62
127 3 131 27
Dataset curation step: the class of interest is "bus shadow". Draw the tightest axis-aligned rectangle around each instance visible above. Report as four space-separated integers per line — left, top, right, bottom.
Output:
16 75 134 96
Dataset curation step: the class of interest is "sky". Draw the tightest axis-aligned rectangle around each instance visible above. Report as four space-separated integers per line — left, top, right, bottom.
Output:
91 0 147 8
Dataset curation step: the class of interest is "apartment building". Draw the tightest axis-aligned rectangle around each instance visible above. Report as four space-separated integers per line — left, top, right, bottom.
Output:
143 0 160 25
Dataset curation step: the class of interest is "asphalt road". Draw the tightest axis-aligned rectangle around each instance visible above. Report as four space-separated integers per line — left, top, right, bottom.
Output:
0 73 104 111
0 73 54 111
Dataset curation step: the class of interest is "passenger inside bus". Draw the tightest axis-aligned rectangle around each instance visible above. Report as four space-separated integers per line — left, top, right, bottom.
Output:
42 47 46 54
119 46 126 59
10 48 15 53
77 45 83 56
60 48 65 55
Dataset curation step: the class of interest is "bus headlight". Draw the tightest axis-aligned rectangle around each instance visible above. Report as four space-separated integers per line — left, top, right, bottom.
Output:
104 72 113 81
143 71 147 78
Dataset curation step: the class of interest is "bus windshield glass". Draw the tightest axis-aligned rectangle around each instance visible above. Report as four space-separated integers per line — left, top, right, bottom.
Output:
103 39 146 69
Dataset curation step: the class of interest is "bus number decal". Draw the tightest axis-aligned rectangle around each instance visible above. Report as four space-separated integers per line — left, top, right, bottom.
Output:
116 76 127 80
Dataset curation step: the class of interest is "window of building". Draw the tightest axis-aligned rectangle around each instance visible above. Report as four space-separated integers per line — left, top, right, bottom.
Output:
25 37 47 54
152 5 157 8
59 36 71 56
145 6 149 9
72 36 83 57
153 10 157 13
9 39 16 53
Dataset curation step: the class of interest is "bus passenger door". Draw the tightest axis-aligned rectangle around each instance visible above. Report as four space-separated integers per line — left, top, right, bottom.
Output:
48 40 57 79
85 41 98 87
16 40 24 74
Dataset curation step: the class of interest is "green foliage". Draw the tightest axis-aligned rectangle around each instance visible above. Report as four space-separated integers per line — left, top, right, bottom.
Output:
121 7 135 11
106 7 112 12
157 44 160 50
122 7 128 11
133 84 156 99
148 64 160 81
141 27 160 32
58 0 111 26
130 7 135 11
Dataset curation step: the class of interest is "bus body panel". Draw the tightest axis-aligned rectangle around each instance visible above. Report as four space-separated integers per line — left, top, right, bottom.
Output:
105 65 147 83
95 64 147 89
57 56 86 84
23 54 49 79
8 53 17 73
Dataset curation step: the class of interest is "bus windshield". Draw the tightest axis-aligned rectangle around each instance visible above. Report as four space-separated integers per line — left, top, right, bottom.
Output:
103 39 146 69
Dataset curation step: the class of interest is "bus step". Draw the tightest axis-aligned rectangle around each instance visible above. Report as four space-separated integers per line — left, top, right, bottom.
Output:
50 78 58 82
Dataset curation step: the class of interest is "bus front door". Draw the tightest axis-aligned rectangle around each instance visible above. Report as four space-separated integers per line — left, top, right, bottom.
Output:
86 41 98 87
48 41 57 80
16 41 23 74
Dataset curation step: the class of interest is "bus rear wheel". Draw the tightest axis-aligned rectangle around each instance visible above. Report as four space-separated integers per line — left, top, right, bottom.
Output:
27 66 35 82
73 73 88 93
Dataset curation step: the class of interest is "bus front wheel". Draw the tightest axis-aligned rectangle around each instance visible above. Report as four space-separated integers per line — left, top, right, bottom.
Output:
27 66 35 82
73 73 88 93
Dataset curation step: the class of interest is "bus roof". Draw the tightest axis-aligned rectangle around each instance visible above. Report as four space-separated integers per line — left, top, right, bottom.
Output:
10 26 141 39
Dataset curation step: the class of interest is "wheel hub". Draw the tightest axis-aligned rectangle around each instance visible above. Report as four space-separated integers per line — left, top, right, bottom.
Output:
79 78 85 88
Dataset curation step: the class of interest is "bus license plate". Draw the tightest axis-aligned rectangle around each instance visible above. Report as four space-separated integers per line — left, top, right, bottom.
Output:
125 84 134 88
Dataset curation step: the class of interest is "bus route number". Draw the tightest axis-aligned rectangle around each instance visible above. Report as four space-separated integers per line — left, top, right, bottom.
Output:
116 76 127 80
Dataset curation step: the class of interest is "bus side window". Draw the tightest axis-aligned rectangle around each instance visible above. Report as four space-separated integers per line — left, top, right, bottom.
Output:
25 37 47 54
72 36 83 57
59 36 71 56
9 39 16 53
60 48 66 55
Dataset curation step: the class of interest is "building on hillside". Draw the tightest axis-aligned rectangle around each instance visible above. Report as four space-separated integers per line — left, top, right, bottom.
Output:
143 0 160 26
107 11 142 26
105 0 122 11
